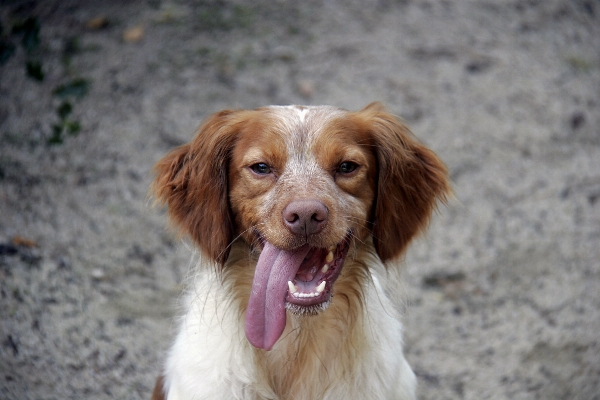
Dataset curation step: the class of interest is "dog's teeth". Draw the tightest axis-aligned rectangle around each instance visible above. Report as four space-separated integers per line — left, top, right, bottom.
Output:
289 282 325 299
321 264 329 273
316 281 326 293
288 281 298 293
325 251 334 263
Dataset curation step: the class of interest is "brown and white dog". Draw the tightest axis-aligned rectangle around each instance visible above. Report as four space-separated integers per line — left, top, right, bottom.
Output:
151 102 449 399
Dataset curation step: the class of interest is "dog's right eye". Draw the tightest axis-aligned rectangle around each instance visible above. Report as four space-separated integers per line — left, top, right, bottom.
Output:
337 161 358 174
250 163 272 175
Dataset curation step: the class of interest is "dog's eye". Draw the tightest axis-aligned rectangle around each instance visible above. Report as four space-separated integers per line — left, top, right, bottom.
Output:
250 163 272 175
338 161 358 174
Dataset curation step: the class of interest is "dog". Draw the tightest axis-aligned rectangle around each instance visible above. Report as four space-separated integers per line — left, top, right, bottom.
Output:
150 102 449 399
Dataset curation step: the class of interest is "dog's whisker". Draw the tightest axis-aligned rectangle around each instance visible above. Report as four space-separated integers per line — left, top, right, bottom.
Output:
343 215 373 230
216 224 267 265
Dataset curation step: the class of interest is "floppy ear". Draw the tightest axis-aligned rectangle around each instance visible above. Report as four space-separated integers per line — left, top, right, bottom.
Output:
151 110 238 265
359 103 450 262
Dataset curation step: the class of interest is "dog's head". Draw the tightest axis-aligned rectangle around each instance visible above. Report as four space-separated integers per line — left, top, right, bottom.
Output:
152 102 449 350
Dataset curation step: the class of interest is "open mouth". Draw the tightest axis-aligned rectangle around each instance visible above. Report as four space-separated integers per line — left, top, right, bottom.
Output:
285 240 349 311
244 233 351 350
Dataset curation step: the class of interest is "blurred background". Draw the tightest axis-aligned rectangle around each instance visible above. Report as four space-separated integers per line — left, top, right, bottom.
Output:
1 0 599 399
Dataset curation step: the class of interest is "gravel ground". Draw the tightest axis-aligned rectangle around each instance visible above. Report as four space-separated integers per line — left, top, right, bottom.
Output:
1 1 599 399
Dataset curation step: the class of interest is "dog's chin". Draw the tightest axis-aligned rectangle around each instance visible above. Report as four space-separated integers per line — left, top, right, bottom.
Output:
285 298 332 316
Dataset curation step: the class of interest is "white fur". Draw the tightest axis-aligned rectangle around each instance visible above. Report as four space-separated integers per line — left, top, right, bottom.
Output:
161 241 416 400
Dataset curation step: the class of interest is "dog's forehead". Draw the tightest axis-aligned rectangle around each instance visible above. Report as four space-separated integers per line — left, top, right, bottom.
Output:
265 105 346 145
266 104 344 120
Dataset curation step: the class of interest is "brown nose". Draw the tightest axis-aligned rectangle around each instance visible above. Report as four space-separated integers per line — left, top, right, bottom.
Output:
283 199 328 236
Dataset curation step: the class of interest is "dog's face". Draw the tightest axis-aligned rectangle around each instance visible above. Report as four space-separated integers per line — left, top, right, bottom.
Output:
228 105 377 252
153 102 449 350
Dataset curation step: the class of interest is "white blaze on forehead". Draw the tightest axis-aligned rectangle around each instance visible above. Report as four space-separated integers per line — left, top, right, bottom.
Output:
296 107 309 123
266 105 345 151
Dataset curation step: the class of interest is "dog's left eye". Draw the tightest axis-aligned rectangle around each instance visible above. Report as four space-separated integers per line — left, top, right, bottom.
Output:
250 163 272 175
337 161 358 174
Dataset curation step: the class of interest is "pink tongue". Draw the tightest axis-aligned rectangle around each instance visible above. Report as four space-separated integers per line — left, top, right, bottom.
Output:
245 242 310 350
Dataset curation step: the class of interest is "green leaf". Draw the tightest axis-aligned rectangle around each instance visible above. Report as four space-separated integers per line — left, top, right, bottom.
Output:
66 120 81 135
0 40 16 65
57 102 72 119
48 125 64 145
53 78 90 99
26 60 44 81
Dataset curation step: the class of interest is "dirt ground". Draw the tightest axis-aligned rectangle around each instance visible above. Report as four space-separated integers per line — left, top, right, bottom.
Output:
1 0 599 399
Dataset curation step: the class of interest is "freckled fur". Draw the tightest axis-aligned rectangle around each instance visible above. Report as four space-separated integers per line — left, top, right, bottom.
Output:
151 102 450 400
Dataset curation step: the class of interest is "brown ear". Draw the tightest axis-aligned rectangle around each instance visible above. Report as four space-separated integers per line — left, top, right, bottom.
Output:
358 103 450 262
151 110 238 265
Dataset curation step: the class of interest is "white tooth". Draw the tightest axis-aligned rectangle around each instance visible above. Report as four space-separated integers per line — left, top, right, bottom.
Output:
326 251 334 263
316 281 326 293
321 264 329 273
288 281 298 293
329 246 336 252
